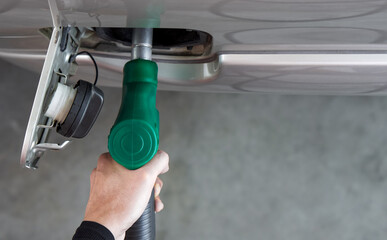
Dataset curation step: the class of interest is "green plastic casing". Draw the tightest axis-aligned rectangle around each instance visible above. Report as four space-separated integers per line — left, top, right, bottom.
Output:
108 59 159 170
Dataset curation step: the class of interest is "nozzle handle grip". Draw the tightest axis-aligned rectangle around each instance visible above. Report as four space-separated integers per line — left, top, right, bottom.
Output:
108 59 159 170
125 190 155 240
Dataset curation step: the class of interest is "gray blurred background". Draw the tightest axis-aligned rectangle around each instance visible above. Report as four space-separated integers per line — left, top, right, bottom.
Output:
1 58 387 240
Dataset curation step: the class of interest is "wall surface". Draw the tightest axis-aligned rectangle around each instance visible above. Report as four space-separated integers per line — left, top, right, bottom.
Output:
1 59 387 239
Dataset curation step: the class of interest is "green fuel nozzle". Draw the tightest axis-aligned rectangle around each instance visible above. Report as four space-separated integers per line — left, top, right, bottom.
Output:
108 59 159 170
108 28 159 170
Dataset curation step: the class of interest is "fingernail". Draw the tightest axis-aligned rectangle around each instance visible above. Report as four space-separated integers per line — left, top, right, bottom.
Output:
156 201 164 213
155 183 161 196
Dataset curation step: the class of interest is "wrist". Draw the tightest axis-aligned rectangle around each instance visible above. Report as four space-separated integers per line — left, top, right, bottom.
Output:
83 215 128 240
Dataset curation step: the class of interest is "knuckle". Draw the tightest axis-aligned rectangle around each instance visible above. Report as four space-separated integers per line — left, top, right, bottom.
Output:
158 151 169 164
160 151 169 160
97 153 111 168
137 168 154 183
100 152 110 159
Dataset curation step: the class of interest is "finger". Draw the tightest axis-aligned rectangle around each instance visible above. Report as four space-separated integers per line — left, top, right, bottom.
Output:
155 177 163 188
154 178 163 197
143 150 169 176
154 196 164 213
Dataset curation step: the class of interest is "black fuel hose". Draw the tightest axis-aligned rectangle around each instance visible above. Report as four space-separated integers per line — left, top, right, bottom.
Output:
125 190 155 240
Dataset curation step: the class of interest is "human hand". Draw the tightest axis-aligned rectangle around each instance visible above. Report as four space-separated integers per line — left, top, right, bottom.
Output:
83 150 169 240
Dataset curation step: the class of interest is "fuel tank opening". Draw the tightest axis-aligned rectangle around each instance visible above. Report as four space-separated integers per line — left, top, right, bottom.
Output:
40 27 213 57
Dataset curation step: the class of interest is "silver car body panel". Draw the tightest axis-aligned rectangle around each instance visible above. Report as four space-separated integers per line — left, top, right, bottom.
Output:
2 0 387 95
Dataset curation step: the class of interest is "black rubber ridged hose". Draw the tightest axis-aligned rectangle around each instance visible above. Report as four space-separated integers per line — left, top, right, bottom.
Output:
125 190 155 240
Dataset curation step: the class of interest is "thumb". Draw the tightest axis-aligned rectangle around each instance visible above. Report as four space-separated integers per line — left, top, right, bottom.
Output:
143 150 169 176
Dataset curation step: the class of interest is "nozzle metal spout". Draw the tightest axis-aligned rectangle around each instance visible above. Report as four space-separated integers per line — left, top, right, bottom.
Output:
132 28 153 60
